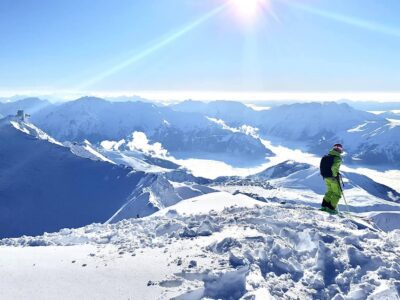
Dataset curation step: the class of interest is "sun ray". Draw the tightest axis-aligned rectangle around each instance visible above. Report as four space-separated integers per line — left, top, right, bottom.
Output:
76 2 229 90
285 1 400 38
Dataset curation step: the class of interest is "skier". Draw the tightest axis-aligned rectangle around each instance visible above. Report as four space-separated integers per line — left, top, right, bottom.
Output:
320 143 344 214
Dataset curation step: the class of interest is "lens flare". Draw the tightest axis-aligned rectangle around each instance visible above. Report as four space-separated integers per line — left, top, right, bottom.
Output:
231 0 267 20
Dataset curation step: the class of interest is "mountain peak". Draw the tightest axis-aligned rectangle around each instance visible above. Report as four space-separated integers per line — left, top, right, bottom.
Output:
0 116 63 146
251 160 312 180
74 96 108 103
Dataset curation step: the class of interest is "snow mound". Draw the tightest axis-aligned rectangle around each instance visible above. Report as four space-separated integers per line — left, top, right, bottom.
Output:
250 160 311 180
1 194 399 299
366 211 400 232
107 174 216 222
154 191 265 216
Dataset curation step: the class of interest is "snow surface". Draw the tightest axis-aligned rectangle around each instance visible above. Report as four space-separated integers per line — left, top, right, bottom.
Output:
244 103 271 111
10 118 62 146
64 140 115 164
153 192 265 216
1 192 399 299
0 117 147 237
387 118 400 129
0 117 214 237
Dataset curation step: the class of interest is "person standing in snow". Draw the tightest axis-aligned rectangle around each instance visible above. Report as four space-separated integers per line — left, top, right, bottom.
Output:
320 143 344 214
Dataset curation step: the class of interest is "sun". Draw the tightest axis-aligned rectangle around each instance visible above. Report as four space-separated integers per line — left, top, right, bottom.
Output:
231 0 266 20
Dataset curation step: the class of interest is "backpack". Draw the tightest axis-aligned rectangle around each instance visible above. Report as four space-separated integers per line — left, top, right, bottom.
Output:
320 155 334 178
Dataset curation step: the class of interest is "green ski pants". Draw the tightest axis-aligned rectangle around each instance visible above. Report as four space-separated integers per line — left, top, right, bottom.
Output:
324 177 342 209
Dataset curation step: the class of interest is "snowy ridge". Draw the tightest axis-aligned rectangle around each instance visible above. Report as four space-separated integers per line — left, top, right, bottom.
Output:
0 116 149 238
96 133 180 173
31 97 272 160
1 192 399 299
108 174 216 222
64 140 115 164
0 116 215 237
8 117 63 146
362 211 400 232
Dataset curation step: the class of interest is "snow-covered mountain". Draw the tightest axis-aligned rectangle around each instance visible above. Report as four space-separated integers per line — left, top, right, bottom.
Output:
0 117 214 238
343 120 400 165
18 97 398 166
171 100 381 136
107 173 215 223
66 137 180 173
256 102 384 147
31 97 272 160
378 111 400 120
1 192 399 299
173 100 400 167
171 100 260 126
0 116 145 238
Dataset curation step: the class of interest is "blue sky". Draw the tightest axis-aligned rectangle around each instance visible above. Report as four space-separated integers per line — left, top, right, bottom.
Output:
1 0 400 101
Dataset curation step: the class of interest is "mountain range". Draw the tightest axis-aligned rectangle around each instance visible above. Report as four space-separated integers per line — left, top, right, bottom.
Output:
171 100 400 167
0 116 214 238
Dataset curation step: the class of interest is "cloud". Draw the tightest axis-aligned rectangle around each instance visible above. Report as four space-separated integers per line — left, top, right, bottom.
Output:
100 139 126 151
126 132 168 157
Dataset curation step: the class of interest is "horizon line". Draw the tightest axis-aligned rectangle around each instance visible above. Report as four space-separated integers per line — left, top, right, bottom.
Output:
1 90 400 103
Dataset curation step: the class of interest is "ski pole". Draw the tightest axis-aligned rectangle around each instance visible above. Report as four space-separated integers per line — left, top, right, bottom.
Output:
338 175 352 218
339 173 346 189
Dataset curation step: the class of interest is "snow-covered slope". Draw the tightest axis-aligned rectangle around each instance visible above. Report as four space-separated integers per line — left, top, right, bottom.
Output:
0 117 214 238
344 121 400 166
32 97 271 160
0 116 148 238
250 160 400 199
379 111 400 120
98 135 181 173
255 103 400 166
107 173 216 223
1 192 399 299
258 102 382 140
63 140 115 164
214 160 400 218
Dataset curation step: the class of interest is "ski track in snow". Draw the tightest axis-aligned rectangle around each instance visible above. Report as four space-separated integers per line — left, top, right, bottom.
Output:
1 193 399 299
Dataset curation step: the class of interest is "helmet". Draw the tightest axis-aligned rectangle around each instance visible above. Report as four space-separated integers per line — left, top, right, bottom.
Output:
333 143 343 153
